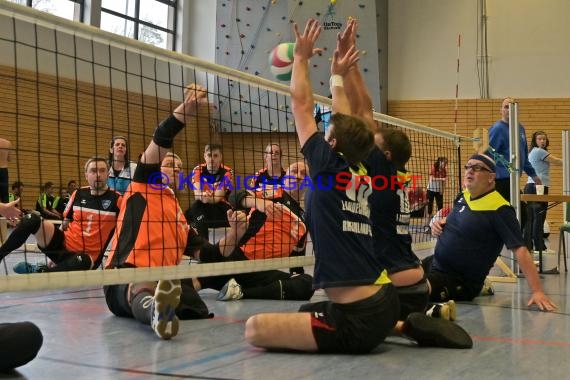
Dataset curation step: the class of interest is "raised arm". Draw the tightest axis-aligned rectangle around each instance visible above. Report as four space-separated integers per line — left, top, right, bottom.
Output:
142 84 208 165
336 19 375 131
291 19 322 147
330 45 360 116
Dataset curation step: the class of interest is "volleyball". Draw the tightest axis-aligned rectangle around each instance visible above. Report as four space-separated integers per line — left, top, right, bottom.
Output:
269 42 295 81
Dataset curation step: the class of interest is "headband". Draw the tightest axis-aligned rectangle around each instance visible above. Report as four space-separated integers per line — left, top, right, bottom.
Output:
469 154 496 172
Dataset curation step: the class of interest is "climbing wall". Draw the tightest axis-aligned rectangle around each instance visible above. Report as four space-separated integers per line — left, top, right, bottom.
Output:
215 0 382 132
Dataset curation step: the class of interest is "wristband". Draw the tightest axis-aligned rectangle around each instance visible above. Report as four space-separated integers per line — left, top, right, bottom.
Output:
329 74 344 91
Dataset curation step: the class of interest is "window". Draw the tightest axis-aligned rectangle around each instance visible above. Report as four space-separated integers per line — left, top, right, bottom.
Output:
7 0 84 22
100 0 177 50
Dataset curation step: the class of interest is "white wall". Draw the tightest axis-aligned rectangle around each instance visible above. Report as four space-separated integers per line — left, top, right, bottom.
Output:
181 0 217 63
388 0 570 100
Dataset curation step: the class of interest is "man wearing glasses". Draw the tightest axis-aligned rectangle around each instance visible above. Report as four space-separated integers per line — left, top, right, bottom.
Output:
425 153 556 312
251 143 286 189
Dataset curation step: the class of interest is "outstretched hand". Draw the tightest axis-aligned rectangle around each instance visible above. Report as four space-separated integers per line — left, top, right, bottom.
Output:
0 199 21 220
173 83 209 122
331 45 360 76
293 19 323 60
337 18 357 56
528 291 557 312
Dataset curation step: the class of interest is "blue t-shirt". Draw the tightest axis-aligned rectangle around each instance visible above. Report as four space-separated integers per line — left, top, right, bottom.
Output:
489 120 537 180
433 189 524 285
527 147 550 186
301 133 382 289
108 162 137 195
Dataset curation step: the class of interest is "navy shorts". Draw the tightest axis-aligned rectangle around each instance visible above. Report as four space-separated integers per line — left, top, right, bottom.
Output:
299 284 399 354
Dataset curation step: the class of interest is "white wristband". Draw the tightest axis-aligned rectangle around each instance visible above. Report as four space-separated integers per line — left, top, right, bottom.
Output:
329 74 344 91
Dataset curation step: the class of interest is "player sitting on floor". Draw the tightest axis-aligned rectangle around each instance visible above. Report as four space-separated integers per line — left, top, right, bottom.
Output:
0 157 121 273
104 84 212 340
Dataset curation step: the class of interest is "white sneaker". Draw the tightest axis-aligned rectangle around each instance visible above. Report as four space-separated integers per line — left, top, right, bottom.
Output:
151 280 181 340
217 278 244 301
425 300 456 321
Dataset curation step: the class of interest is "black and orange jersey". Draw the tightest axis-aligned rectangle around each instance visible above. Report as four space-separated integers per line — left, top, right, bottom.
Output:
63 187 122 265
191 164 233 191
253 167 286 188
240 204 307 260
106 182 188 268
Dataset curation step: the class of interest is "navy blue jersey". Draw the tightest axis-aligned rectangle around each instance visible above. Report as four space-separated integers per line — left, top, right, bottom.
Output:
433 189 523 285
366 148 420 273
301 133 383 289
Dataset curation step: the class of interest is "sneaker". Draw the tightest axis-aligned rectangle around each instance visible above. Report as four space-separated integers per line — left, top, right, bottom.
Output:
151 279 181 340
425 300 456 321
13 261 48 274
480 278 495 296
217 278 243 301
403 312 473 349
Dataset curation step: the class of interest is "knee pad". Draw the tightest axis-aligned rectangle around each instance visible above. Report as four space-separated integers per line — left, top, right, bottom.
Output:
51 253 93 272
282 274 314 301
19 213 42 235
196 242 225 263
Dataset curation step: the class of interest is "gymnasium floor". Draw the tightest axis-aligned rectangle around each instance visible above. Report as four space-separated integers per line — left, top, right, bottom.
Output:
2 243 570 379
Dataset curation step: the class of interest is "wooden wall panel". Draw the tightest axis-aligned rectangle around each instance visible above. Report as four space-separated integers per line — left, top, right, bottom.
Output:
0 65 302 213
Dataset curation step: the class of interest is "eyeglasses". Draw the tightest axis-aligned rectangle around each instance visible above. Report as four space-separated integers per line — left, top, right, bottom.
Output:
464 164 491 172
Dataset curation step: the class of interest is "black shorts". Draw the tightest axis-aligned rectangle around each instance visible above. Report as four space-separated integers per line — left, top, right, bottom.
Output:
427 269 482 302
299 284 399 354
396 278 430 319
39 228 74 264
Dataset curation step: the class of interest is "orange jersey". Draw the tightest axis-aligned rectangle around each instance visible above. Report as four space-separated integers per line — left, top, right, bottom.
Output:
191 163 233 191
106 182 188 268
63 187 122 264
241 205 307 260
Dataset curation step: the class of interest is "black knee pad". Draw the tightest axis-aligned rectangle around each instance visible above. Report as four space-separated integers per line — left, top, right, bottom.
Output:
49 253 93 272
396 278 430 320
196 242 225 263
282 274 314 300
19 213 42 235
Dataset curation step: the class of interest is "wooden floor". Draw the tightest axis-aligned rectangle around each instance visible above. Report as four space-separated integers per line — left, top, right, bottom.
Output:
2 242 570 379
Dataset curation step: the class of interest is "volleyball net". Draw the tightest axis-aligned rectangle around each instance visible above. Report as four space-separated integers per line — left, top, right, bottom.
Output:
0 2 470 292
